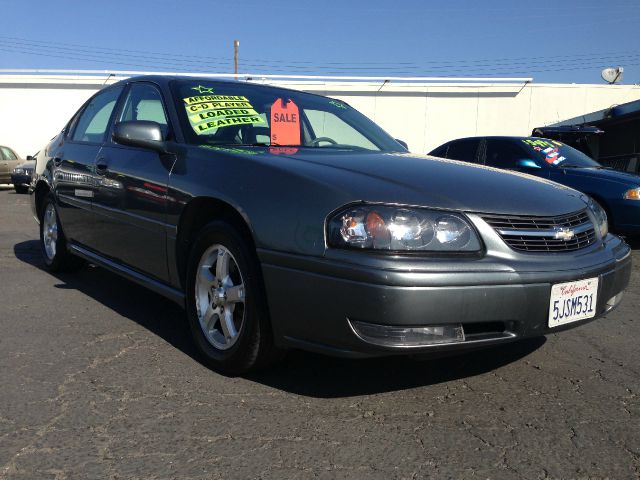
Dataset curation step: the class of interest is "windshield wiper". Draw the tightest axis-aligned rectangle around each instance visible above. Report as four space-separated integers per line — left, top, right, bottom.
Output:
209 142 269 147
559 164 584 168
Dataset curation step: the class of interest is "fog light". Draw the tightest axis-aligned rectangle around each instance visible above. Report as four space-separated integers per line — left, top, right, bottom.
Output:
605 292 624 312
349 320 465 347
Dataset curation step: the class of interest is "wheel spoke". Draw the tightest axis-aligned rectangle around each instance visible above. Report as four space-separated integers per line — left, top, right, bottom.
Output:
226 284 245 304
220 309 237 340
215 249 231 281
202 304 217 332
198 266 216 288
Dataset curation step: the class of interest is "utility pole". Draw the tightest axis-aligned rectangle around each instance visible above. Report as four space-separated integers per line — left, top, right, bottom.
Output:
233 40 240 80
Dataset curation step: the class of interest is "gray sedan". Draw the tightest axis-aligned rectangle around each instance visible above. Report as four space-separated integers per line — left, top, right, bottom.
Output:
0 145 22 185
31 76 631 373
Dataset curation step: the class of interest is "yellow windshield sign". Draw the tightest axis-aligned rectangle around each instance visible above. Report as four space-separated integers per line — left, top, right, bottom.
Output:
183 94 265 135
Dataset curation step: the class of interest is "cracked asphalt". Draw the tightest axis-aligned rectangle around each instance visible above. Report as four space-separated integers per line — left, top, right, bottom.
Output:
0 187 639 480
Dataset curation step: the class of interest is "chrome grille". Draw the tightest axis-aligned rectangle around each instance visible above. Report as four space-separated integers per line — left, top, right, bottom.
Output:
482 210 597 252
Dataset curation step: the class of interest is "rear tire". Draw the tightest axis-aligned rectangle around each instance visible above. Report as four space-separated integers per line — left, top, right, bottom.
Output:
185 221 282 375
14 185 28 194
39 194 84 272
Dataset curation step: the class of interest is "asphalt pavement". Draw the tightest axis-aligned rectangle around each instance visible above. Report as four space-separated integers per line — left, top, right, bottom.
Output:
0 187 638 480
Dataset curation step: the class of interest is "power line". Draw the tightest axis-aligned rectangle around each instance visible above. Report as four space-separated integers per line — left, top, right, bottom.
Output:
1 34 639 70
1 41 639 77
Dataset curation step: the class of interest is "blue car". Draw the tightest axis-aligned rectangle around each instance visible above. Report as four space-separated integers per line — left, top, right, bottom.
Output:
429 136 640 235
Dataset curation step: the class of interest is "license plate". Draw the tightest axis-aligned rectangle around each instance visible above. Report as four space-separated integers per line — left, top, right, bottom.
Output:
548 277 599 328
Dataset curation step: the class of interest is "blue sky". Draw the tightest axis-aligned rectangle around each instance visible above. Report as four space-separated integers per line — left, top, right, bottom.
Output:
1 0 639 84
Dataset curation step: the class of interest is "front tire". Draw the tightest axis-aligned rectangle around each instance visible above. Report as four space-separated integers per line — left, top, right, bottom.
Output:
39 194 84 272
186 221 282 374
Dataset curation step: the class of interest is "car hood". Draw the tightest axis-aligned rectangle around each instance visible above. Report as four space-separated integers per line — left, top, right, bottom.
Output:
200 147 589 216
562 166 640 187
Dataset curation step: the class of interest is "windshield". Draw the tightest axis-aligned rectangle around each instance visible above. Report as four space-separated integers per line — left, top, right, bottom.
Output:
521 138 601 168
171 80 403 152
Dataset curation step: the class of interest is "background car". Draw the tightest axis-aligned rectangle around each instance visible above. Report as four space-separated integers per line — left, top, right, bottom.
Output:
429 136 640 235
0 145 23 185
10 152 37 193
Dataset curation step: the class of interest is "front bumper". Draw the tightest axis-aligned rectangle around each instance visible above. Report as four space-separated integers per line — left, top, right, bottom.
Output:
260 233 632 358
10 173 32 187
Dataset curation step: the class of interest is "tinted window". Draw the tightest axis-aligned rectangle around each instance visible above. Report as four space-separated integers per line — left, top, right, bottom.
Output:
72 87 123 143
119 83 169 139
0 146 18 160
430 144 448 158
485 140 528 169
446 139 480 162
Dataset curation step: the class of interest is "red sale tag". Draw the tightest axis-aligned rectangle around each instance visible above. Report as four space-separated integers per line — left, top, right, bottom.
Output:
270 98 300 146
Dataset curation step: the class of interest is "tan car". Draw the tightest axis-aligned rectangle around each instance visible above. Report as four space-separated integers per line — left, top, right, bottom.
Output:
0 146 22 184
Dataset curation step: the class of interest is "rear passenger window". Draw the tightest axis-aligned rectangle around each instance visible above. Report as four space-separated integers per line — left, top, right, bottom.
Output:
485 140 528 169
446 139 480 162
72 87 123 143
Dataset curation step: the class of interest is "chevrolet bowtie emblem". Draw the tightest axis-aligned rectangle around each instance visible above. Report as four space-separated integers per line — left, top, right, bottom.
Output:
554 227 575 241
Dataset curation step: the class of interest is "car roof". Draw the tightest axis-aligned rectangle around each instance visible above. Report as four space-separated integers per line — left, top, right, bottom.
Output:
441 135 561 145
110 75 338 103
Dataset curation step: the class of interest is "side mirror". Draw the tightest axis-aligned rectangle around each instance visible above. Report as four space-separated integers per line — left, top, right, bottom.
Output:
113 121 167 154
516 159 542 170
26 155 34 160
395 139 409 150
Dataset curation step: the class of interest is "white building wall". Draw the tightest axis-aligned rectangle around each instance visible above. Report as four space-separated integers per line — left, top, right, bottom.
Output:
1 74 639 158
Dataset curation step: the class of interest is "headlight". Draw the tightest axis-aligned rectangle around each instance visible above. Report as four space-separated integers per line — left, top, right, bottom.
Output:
327 205 481 252
13 168 23 174
587 198 608 238
623 188 640 200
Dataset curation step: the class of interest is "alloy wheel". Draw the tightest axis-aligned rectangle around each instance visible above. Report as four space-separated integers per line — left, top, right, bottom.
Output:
42 203 58 260
194 244 246 350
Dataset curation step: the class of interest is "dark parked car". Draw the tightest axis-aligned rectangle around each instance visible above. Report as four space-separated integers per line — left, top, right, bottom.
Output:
11 153 37 193
31 76 631 374
429 136 640 235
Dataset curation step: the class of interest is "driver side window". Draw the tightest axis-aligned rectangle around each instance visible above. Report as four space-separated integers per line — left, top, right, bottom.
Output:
304 110 377 149
485 140 529 169
118 83 170 139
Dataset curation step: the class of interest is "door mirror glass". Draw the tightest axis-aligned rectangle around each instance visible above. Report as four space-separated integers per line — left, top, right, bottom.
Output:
113 121 167 153
395 139 408 150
